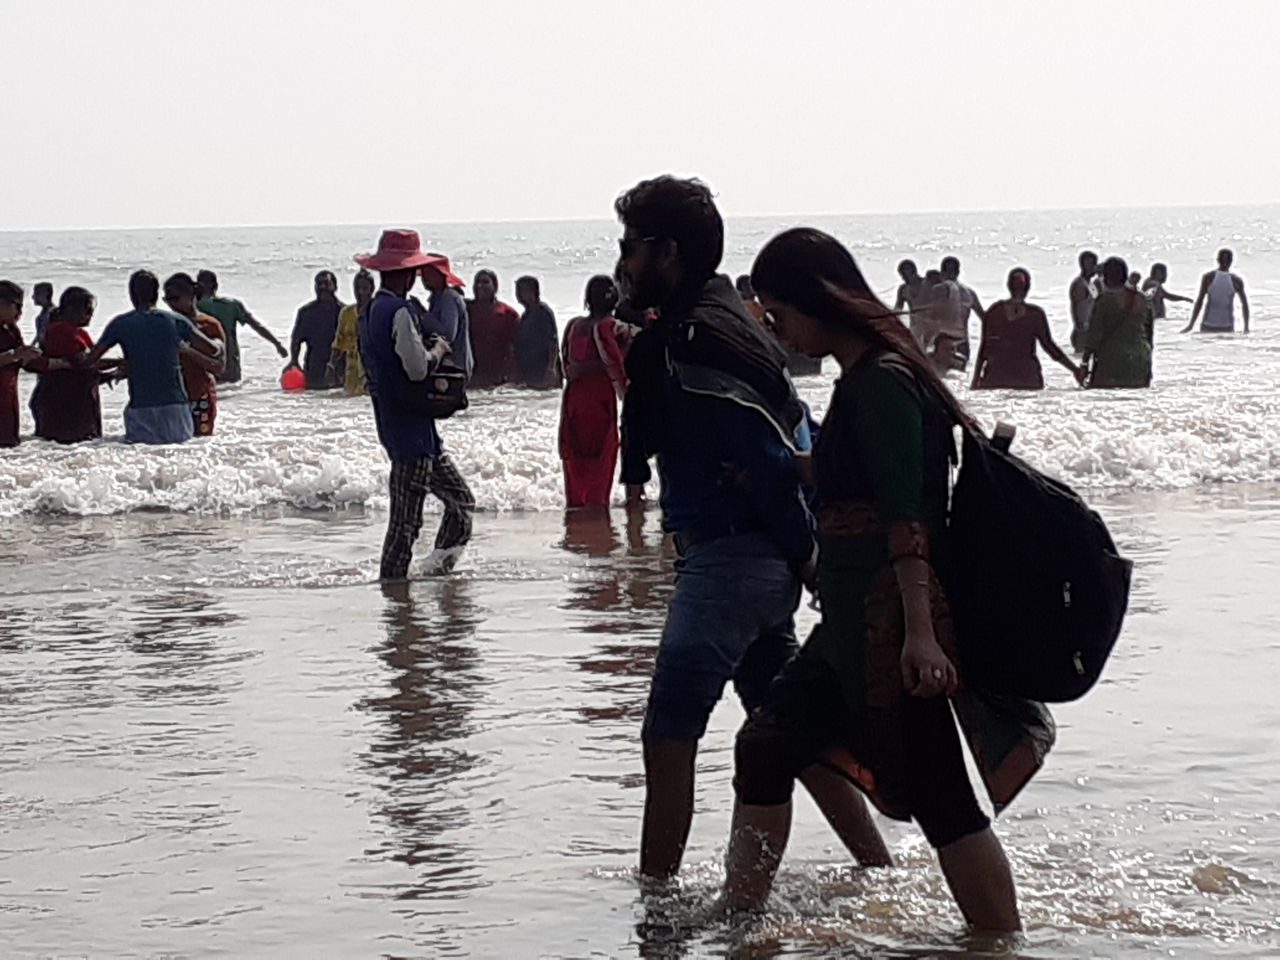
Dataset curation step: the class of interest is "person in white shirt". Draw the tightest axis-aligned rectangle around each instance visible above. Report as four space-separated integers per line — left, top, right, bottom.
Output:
1183 248 1250 333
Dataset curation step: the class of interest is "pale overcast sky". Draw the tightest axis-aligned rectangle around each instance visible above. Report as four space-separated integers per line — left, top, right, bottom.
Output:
4 0 1277 230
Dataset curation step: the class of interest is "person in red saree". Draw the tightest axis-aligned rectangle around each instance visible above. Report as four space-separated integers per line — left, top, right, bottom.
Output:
559 275 629 509
971 268 1084 390
32 287 119 443
466 269 522 388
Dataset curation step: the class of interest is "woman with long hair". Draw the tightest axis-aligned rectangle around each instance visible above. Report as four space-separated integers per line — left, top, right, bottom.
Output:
718 228 1046 932
1083 256 1154 388
971 268 1083 390
559 275 628 508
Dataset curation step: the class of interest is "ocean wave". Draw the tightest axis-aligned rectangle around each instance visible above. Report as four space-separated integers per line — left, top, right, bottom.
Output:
1 371 1277 518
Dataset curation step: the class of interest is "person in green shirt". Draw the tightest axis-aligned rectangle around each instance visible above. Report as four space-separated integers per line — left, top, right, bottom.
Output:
196 269 288 383
1082 256 1154 389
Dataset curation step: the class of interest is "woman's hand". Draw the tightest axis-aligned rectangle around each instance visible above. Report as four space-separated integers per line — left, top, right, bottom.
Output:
900 628 958 698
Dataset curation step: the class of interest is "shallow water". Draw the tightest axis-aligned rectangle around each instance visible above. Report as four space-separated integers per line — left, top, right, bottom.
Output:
1 491 1278 958
2 208 1279 956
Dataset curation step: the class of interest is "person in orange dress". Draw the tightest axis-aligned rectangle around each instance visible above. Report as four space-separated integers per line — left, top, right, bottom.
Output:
163 273 225 435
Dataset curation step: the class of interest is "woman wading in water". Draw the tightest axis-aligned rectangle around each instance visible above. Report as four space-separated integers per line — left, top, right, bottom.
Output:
1083 256 1154 389
717 228 1052 931
971 268 1082 390
559 275 629 508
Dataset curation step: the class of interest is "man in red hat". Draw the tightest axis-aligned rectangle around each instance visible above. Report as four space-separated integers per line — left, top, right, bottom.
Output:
355 230 476 580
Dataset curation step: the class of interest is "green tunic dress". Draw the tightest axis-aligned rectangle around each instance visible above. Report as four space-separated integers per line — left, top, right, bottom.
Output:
1084 289 1153 388
788 352 1053 820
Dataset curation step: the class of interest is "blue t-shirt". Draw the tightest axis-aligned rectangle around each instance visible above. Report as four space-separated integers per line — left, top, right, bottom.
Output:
98 308 195 408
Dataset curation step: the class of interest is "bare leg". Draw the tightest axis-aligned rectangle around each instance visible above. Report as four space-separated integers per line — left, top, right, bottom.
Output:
798 764 893 867
640 738 698 881
937 827 1021 932
721 800 792 911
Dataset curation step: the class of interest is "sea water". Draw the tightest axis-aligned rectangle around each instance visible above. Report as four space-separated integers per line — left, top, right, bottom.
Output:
0 207 1277 958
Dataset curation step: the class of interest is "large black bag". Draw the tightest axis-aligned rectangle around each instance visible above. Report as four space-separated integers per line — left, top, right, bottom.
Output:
394 361 469 420
940 425 1133 702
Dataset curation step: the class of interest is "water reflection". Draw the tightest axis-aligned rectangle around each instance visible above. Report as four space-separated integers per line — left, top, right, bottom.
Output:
360 578 488 907
560 509 673 730
120 589 241 705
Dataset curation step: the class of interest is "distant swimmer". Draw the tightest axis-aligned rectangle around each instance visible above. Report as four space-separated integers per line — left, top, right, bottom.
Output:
935 256 984 371
1127 271 1142 290
31 282 54 347
196 270 288 384
1141 263 1192 320
1069 250 1099 352
916 269 947 368
971 268 1084 390
1183 248 1250 334
893 259 932 345
163 272 226 437
289 270 344 389
1082 257 1153 389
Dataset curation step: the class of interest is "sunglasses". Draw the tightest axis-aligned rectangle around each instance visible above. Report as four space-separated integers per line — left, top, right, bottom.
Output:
617 236 661 259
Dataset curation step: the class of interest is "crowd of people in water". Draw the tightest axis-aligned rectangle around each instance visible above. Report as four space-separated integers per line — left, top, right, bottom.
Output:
0 180 1258 928
0 233 1251 455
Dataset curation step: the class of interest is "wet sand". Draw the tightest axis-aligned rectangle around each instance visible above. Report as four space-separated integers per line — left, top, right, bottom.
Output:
1 489 1278 958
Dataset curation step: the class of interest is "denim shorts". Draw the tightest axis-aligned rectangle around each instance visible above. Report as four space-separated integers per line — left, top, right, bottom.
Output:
642 532 801 741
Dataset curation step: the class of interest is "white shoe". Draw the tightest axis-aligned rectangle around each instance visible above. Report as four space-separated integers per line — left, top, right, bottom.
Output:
419 545 465 577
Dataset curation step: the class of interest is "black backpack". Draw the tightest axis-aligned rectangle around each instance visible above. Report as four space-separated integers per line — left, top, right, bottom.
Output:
940 424 1133 703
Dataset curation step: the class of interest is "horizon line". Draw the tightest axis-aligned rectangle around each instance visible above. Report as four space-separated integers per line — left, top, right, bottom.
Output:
2 198 1277 235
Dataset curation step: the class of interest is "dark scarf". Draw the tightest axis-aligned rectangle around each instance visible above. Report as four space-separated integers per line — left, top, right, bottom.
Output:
623 275 803 461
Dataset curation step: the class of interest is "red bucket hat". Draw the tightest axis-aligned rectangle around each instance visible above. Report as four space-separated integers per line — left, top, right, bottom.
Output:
354 229 440 272
422 254 465 288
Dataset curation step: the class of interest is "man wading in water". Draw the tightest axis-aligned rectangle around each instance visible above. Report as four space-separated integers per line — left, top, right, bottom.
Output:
355 230 475 580
614 175 890 885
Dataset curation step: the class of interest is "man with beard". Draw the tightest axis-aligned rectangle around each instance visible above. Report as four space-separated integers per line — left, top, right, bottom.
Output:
614 175 890 884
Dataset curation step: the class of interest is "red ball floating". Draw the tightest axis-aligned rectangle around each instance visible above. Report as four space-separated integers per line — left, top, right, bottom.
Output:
280 367 306 391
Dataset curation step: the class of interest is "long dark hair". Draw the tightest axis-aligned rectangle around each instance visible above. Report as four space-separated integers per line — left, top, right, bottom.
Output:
750 227 971 427
1101 255 1143 314
52 286 95 326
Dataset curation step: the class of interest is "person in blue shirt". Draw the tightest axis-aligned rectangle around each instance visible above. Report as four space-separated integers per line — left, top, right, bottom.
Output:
513 276 560 389
83 270 223 444
614 176 890 884
355 231 476 580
